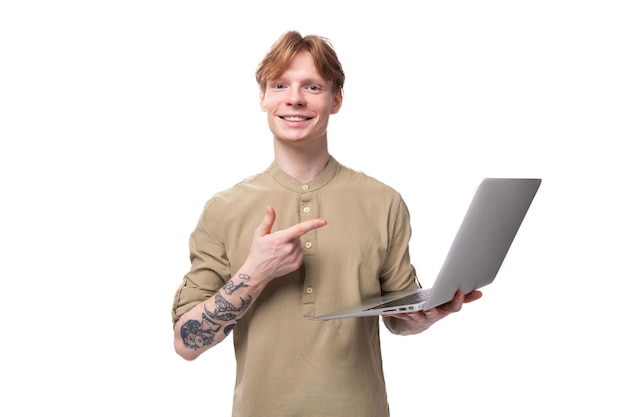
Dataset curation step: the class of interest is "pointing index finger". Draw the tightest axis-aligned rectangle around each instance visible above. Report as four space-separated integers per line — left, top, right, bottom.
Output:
288 218 327 237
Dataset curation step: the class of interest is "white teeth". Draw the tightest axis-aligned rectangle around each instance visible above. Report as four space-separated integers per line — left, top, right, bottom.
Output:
283 116 308 121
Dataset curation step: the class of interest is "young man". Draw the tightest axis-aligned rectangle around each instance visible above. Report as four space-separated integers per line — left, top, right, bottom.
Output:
171 31 481 416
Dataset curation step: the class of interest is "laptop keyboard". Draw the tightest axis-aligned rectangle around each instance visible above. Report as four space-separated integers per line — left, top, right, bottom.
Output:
366 288 432 310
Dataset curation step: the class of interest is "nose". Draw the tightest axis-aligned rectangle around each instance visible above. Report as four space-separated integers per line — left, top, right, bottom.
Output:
286 87 305 107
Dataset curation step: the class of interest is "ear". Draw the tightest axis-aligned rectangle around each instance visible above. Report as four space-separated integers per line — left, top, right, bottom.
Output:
259 91 267 112
330 90 343 114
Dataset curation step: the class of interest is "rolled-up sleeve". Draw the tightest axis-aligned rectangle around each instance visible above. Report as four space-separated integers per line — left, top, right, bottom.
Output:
171 198 230 324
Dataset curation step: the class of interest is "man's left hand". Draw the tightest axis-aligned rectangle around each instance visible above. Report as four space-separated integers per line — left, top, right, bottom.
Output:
383 290 483 335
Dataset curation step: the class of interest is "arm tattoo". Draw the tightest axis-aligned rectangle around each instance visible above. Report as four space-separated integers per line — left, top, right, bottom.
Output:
180 315 222 350
179 276 253 350
224 323 237 336
223 280 248 295
206 292 252 321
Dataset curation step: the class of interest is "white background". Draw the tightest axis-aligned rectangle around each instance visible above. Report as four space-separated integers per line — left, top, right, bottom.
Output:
1 1 624 416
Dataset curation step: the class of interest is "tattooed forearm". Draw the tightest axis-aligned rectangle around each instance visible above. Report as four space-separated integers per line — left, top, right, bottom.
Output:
223 280 249 295
206 292 252 321
179 274 254 350
217 275 251 335
180 316 222 350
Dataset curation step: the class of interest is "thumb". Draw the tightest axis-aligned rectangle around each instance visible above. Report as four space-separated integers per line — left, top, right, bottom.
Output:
257 206 276 237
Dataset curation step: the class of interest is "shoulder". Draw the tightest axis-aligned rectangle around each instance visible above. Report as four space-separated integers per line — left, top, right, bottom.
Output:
335 162 403 199
210 169 271 204
195 170 272 225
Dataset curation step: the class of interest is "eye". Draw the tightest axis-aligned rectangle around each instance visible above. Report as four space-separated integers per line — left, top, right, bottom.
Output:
271 83 286 90
308 85 320 91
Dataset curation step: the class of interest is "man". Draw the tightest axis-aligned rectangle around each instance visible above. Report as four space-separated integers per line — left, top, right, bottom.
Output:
171 30 481 416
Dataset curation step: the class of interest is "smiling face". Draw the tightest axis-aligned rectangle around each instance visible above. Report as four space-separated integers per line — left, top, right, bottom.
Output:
260 51 342 148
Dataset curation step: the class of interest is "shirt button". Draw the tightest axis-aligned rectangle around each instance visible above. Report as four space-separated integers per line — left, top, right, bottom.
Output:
304 241 312 249
306 287 313 294
303 206 310 213
302 185 309 191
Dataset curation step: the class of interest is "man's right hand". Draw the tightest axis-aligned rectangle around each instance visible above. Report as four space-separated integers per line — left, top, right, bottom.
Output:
244 206 327 284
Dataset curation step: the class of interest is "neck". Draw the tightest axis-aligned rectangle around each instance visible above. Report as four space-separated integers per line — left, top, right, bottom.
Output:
273 139 330 183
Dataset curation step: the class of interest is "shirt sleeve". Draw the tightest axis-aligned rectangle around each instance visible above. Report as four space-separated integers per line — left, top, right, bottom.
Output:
378 193 421 293
171 198 230 324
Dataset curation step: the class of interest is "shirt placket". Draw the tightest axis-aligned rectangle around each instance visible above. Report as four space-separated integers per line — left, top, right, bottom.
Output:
300 185 318 317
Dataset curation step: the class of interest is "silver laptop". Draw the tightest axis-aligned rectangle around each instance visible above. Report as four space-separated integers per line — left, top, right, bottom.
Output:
311 178 541 321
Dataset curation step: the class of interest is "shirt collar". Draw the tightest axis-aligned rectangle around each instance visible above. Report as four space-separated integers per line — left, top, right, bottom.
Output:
268 156 340 193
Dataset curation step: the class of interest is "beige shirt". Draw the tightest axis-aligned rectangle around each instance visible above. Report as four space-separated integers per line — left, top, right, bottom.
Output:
172 157 419 417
